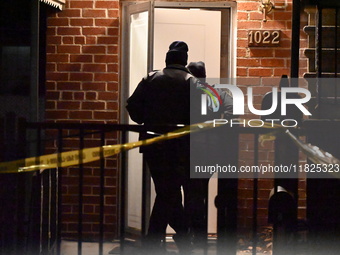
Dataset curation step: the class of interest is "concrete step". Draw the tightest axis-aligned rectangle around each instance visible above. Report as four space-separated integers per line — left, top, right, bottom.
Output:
59 239 270 255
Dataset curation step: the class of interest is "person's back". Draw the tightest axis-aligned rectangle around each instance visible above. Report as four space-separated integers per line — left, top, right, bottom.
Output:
126 41 195 255
128 65 192 126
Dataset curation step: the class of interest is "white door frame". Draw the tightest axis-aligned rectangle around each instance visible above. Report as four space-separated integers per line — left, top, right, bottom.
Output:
120 0 237 235
121 1 237 117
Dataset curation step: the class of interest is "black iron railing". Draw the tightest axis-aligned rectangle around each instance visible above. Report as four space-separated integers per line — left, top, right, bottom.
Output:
316 5 340 103
21 122 141 255
1 120 308 255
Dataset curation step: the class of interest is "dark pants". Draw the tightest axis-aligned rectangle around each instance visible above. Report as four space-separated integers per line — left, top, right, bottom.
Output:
183 178 209 245
143 139 190 245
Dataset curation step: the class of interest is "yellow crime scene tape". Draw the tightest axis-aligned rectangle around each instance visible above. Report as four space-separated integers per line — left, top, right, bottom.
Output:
0 120 339 177
0 122 213 174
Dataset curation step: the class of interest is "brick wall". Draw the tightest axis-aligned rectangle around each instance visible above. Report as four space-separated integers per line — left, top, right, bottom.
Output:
236 0 308 235
45 0 120 240
44 0 308 241
45 1 119 125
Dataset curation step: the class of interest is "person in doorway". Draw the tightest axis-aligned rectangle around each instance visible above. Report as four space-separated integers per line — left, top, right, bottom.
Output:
187 61 234 120
186 61 235 248
126 41 198 255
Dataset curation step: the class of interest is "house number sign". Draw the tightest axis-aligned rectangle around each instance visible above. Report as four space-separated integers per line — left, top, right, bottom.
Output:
248 30 281 47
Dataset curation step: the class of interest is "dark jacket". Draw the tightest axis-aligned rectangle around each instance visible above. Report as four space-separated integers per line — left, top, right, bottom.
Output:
127 64 200 153
126 64 198 126
127 64 234 126
126 65 235 159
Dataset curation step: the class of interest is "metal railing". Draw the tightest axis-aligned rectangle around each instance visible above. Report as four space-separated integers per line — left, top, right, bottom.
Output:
316 6 340 104
21 122 141 255
1 120 305 255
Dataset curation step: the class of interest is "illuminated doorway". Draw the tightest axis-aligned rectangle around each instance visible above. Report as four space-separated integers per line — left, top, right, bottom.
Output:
121 1 236 236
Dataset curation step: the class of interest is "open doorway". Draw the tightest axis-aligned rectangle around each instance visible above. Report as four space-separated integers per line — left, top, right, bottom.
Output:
121 1 236 236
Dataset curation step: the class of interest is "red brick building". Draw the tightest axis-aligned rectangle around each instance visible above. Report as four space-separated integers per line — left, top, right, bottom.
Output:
3 0 338 253
43 0 309 240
